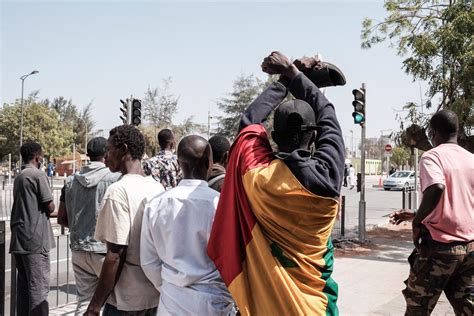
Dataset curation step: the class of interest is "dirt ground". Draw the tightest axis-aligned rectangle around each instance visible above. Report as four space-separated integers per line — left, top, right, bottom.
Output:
334 223 413 257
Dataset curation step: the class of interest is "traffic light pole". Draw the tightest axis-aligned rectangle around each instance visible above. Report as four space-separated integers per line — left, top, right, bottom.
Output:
358 83 367 242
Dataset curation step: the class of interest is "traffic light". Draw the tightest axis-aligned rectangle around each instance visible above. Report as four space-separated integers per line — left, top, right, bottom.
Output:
352 89 365 125
356 172 362 192
131 99 142 126
120 99 129 124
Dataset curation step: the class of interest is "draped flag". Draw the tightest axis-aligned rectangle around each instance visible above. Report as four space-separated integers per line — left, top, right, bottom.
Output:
208 124 339 316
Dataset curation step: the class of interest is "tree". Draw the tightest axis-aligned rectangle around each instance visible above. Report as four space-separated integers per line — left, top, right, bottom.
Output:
362 0 473 152
0 94 75 161
391 146 411 167
143 78 179 129
216 74 265 139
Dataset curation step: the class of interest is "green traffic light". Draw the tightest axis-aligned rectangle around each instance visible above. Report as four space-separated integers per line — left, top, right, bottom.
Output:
353 112 365 124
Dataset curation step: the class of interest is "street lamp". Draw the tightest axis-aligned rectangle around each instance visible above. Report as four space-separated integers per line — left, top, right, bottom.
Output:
19 70 39 168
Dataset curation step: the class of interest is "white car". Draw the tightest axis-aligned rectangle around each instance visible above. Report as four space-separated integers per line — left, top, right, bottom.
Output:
383 171 416 191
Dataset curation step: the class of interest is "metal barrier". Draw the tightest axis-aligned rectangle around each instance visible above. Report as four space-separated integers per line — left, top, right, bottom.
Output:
402 186 416 209
332 195 346 239
6 231 75 315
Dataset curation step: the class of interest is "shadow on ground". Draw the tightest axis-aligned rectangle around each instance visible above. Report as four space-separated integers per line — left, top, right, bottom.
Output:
334 224 413 263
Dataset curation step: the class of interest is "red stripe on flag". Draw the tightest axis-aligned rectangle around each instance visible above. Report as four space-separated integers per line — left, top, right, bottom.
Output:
207 124 274 286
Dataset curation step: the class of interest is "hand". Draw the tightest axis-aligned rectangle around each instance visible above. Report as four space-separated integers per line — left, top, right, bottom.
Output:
389 209 415 225
261 51 293 76
412 224 421 248
84 304 101 316
293 56 319 73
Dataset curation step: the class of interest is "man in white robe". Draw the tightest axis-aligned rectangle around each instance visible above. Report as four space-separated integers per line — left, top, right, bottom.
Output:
140 135 235 316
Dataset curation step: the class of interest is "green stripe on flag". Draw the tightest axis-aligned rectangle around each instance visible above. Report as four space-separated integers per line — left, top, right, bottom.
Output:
322 237 339 316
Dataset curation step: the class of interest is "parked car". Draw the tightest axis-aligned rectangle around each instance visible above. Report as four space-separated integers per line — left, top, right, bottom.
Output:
383 171 416 191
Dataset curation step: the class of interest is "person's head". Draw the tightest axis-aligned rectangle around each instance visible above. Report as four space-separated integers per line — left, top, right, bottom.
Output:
177 135 212 180
350 164 353 168
20 141 43 168
106 125 145 173
87 137 107 162
428 110 459 147
208 135 231 168
158 128 175 151
427 109 459 147
271 99 317 153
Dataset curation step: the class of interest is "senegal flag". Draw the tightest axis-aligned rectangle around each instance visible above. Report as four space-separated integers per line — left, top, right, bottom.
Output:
208 124 339 316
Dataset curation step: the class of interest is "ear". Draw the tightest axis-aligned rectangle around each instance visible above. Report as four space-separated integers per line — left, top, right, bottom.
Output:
222 151 229 165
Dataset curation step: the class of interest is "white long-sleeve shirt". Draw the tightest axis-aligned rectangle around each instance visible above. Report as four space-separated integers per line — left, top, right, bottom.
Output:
140 179 234 316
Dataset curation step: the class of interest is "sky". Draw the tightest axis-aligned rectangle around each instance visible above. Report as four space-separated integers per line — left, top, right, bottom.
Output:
1 0 431 144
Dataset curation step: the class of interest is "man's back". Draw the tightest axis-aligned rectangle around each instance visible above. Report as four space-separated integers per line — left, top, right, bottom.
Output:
10 165 54 254
143 149 181 190
95 174 164 311
141 179 233 315
420 143 474 242
65 161 120 252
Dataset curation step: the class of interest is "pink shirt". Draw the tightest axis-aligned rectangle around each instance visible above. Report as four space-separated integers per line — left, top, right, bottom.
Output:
420 143 474 243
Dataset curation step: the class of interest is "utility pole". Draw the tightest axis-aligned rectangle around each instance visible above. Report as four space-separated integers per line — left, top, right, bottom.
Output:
355 83 367 241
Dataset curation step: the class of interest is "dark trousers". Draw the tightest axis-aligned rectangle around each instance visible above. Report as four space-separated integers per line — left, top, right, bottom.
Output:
14 252 50 316
103 303 158 316
403 239 473 315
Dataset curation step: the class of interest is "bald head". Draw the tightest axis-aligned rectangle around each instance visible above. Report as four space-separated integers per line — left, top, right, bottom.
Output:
178 135 213 180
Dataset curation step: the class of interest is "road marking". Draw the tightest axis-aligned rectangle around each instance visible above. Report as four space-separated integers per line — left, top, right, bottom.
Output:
6 258 70 273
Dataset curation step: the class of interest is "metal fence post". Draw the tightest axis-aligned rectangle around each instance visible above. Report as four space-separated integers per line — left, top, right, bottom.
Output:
341 196 346 237
0 221 5 316
402 187 406 209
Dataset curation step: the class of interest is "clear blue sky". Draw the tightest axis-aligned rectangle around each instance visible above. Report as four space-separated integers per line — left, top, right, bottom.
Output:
1 0 429 142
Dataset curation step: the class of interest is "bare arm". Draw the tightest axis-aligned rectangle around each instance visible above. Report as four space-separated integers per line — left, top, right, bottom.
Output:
57 201 68 227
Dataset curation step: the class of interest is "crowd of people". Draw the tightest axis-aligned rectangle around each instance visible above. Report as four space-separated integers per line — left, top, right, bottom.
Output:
9 51 473 316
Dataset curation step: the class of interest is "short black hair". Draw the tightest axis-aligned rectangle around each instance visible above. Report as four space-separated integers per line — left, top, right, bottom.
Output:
158 129 174 149
430 109 458 138
109 125 145 160
21 141 42 162
209 135 231 163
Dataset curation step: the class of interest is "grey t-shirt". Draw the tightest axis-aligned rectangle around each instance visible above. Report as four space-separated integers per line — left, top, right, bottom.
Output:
10 164 55 254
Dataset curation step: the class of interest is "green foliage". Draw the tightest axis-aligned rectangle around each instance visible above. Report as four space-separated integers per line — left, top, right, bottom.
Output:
362 0 474 151
143 78 179 129
391 146 411 166
0 94 75 160
216 74 265 139
0 92 94 161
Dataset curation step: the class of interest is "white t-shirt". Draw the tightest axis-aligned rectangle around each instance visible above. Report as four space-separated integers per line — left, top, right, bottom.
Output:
95 174 165 311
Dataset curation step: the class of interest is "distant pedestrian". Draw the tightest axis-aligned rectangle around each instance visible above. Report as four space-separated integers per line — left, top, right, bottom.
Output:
343 164 348 187
10 141 56 316
207 135 231 192
141 135 235 315
389 166 396 175
390 110 473 315
85 125 163 316
57 137 120 315
143 128 182 190
348 164 355 189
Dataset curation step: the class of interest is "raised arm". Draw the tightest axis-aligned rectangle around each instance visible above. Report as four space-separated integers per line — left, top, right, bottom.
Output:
287 73 345 196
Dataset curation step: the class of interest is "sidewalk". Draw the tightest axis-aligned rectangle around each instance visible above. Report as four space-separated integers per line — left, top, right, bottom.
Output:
333 225 455 315
50 225 455 316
